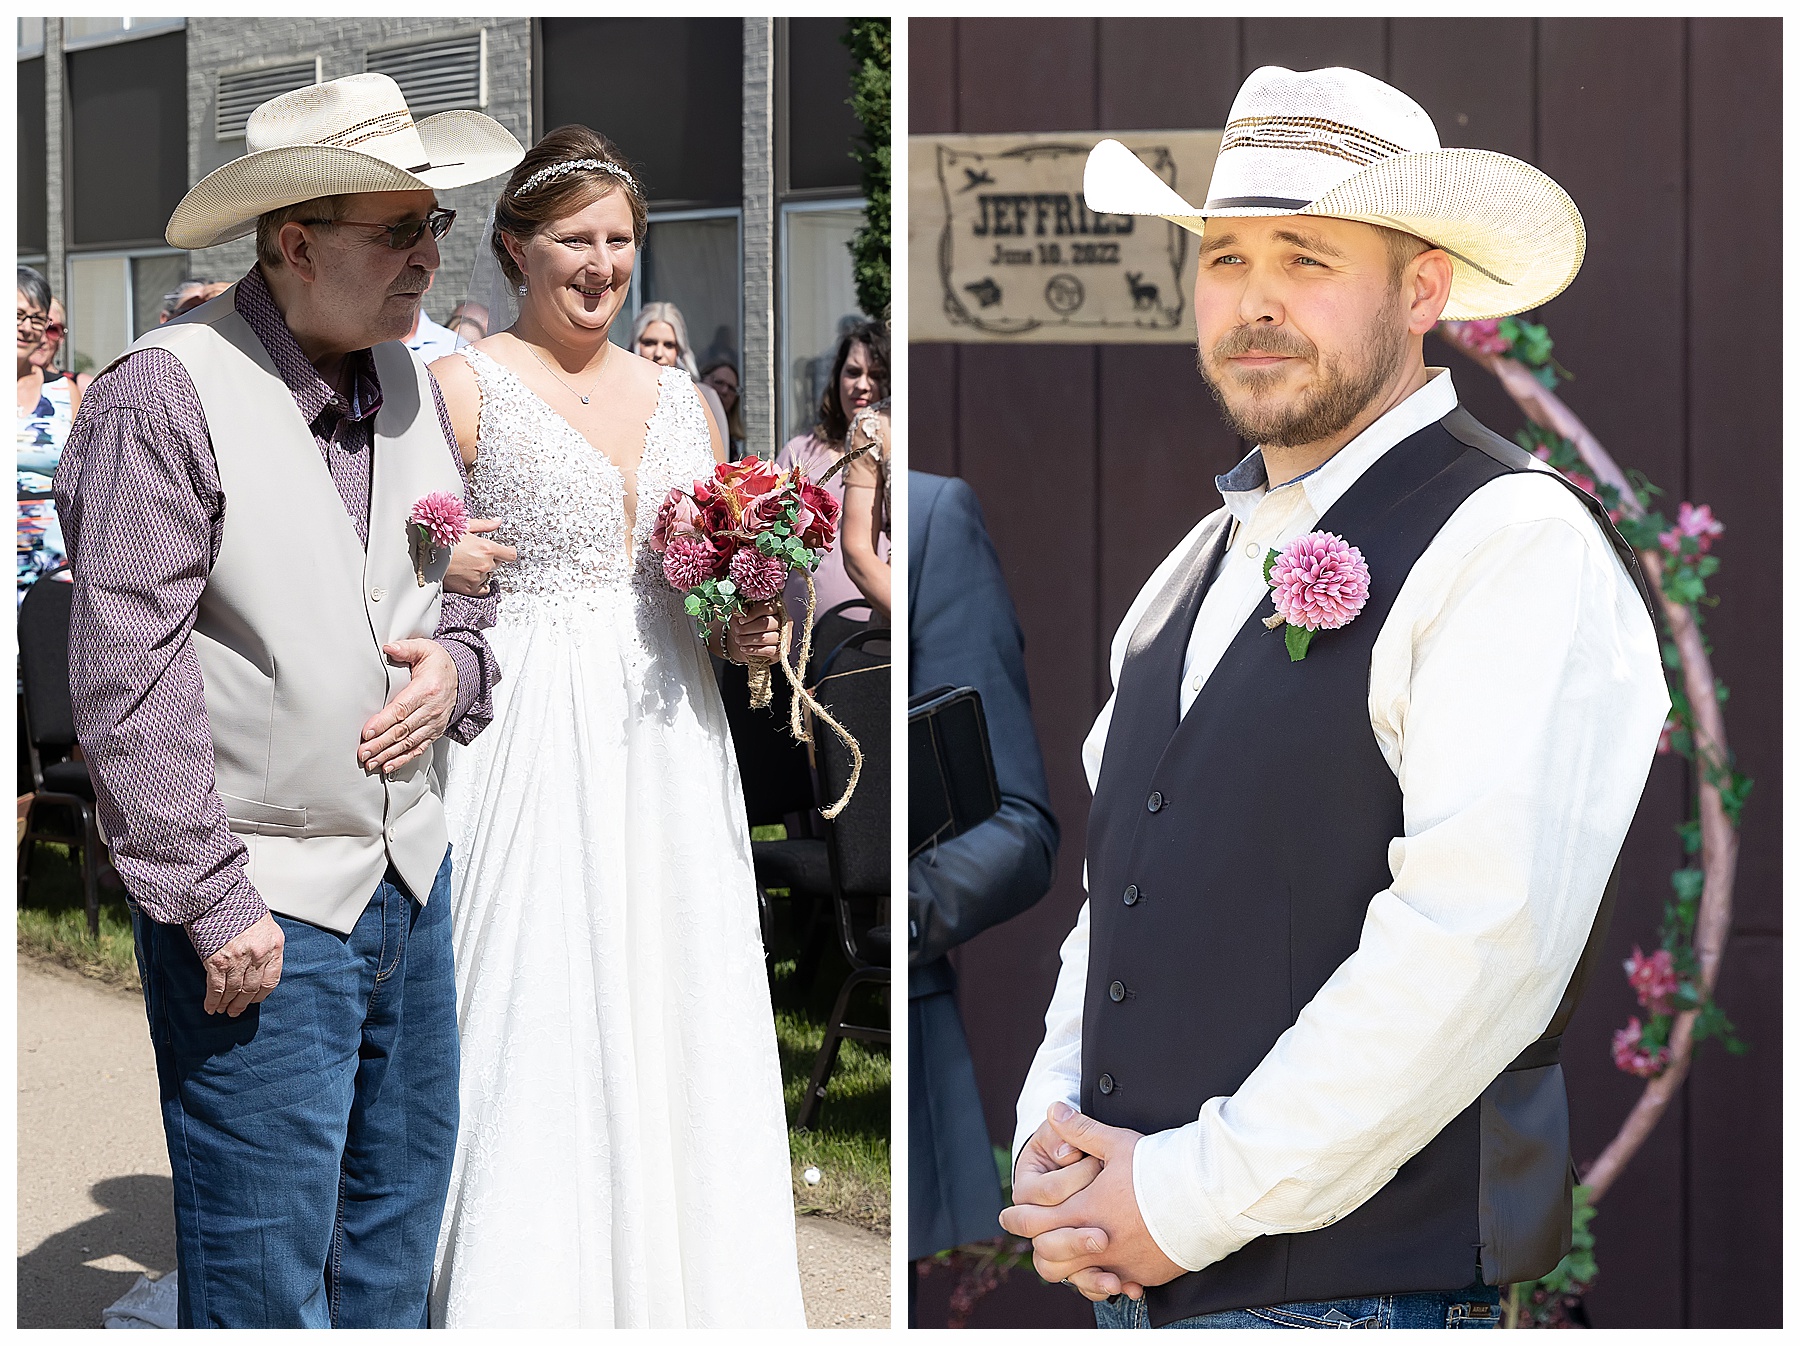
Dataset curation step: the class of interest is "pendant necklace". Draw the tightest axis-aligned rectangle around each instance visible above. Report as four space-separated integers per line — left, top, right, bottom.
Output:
525 338 608 406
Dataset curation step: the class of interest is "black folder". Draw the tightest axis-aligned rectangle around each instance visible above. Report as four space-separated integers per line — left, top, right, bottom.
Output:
908 684 1001 859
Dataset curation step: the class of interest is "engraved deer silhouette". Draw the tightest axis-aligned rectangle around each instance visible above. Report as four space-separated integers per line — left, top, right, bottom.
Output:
1125 272 1159 310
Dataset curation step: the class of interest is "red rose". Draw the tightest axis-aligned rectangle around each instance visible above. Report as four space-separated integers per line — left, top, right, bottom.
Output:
797 480 840 552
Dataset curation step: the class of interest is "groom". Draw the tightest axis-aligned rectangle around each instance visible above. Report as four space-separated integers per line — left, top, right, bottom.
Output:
54 75 523 1327
999 67 1668 1328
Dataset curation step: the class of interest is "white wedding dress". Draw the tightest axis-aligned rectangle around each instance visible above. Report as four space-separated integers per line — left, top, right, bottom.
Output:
429 353 806 1328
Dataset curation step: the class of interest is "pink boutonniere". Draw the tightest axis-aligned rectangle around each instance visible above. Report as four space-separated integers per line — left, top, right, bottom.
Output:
1261 530 1371 662
407 491 468 586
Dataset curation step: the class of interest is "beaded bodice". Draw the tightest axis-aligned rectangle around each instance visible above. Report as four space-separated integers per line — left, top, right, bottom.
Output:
462 350 714 609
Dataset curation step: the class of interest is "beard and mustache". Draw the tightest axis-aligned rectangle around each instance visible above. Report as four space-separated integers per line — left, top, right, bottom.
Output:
1196 292 1410 449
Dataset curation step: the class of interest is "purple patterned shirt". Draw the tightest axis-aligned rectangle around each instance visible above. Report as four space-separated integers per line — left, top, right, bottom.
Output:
53 266 499 958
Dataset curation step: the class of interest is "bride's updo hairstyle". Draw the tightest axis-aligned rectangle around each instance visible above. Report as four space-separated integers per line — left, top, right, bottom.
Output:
492 125 647 287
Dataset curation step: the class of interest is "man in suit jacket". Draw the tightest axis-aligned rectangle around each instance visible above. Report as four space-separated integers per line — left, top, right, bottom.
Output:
909 471 1060 1292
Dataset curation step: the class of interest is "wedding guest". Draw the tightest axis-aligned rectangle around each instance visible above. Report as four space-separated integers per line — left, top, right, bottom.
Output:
700 356 746 457
17 267 77 598
447 300 489 344
404 271 461 362
160 278 231 322
840 399 891 619
631 301 728 458
774 319 887 619
909 469 1059 1307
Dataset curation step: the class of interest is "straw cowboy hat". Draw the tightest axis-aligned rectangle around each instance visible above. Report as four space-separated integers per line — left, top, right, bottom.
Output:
1083 66 1584 321
167 72 525 250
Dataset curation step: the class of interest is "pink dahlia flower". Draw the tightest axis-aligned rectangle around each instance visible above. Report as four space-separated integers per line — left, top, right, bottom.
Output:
1270 531 1370 631
728 546 788 602
1658 501 1724 556
408 491 468 550
1624 945 1680 1016
1611 1018 1670 1079
661 535 723 590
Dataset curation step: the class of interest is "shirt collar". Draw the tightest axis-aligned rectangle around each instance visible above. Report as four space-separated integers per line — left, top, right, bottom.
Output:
234 265 384 431
1214 368 1459 524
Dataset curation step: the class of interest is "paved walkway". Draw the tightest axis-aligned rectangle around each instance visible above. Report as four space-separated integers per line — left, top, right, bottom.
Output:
17 955 889 1328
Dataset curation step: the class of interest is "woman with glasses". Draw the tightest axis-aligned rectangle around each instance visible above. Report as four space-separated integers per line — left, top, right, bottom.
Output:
17 266 78 600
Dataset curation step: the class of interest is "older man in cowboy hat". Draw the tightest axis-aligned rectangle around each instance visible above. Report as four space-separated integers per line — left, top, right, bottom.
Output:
997 66 1668 1328
54 74 523 1327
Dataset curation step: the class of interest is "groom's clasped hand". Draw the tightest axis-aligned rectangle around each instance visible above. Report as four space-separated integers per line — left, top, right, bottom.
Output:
1000 1103 1185 1303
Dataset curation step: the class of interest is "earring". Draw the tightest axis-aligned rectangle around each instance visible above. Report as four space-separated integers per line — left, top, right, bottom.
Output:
518 281 528 297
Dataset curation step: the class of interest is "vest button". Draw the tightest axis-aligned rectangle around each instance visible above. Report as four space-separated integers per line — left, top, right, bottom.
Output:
1122 884 1139 906
1098 1072 1115 1095
1109 980 1126 1003
1147 790 1163 813
370 586 387 603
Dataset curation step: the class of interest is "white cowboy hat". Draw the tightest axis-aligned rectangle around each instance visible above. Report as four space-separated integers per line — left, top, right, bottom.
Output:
167 73 525 250
1083 66 1584 321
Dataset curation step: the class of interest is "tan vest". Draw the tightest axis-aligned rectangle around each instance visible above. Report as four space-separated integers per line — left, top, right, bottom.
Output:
126 288 461 932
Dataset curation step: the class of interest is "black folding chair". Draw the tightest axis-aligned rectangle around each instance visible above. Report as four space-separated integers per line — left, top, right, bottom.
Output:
18 571 105 938
795 626 891 1131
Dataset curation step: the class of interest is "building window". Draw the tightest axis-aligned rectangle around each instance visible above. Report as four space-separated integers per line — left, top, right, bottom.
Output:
538 18 743 209
61 17 185 51
365 31 486 115
779 199 866 447
783 18 861 196
66 27 187 247
18 17 45 58
19 54 46 255
64 250 188 374
612 208 744 378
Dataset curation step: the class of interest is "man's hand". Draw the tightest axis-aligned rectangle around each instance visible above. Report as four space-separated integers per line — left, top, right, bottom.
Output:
443 519 517 596
1001 1106 1186 1302
359 639 459 774
725 601 783 664
203 912 284 1017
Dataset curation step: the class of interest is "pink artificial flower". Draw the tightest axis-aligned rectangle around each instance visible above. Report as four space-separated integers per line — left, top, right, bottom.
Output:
1623 945 1680 1016
1269 531 1370 632
661 534 724 590
796 479 841 552
408 491 468 550
1611 1018 1670 1079
728 546 788 602
1453 318 1511 356
1658 501 1725 556
651 487 704 553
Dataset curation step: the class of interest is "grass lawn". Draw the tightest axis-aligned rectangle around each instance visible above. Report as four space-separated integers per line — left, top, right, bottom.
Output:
19 826 892 1233
16 838 139 989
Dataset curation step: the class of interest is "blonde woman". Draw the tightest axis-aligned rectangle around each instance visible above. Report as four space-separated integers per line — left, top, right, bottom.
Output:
630 300 729 459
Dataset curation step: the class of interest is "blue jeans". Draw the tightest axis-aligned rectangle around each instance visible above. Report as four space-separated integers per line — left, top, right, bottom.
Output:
1094 1281 1502 1329
132 853 459 1328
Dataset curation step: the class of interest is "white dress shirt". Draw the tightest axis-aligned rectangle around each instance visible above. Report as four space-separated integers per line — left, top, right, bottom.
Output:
1013 369 1668 1276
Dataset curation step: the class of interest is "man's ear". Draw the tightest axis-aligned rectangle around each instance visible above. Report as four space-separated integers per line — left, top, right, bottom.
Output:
279 221 320 283
1406 248 1455 334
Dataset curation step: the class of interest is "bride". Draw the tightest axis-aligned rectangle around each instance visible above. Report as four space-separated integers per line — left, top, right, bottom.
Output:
425 126 806 1328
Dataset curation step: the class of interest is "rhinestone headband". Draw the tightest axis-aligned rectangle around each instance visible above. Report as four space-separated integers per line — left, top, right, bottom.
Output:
514 158 638 197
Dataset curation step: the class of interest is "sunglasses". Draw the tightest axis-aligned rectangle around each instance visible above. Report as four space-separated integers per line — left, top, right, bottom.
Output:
302 205 456 250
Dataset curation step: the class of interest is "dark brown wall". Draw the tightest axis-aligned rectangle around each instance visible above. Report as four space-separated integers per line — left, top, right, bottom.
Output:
910 17 1780 1330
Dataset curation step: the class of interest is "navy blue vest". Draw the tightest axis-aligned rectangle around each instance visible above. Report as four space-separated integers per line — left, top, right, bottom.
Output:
1083 409 1653 1323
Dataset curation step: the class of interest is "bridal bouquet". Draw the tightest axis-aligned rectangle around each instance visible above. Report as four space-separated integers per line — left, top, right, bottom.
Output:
650 457 862 816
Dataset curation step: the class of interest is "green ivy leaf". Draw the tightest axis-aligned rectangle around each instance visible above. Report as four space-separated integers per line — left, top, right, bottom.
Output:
1285 624 1314 662
1262 550 1278 586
